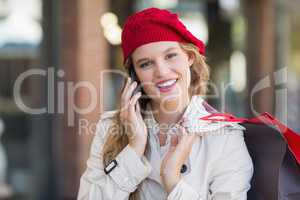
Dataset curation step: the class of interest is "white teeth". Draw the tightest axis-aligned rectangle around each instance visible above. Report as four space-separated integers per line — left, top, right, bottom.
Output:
157 79 177 88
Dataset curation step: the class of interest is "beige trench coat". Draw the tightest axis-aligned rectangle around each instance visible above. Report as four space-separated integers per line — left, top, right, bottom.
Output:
77 95 253 200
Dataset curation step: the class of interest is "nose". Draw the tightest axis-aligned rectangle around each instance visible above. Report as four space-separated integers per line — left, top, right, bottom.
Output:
154 59 171 78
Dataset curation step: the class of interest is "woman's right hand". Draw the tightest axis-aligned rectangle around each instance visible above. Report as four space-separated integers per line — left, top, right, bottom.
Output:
119 77 148 157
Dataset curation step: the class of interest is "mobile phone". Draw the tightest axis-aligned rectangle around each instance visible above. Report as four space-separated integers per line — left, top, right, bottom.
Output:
129 67 141 96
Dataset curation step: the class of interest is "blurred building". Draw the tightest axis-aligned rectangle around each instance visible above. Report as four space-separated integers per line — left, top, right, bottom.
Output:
0 0 299 199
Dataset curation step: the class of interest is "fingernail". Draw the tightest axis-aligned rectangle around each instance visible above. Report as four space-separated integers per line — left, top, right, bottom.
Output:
170 135 178 146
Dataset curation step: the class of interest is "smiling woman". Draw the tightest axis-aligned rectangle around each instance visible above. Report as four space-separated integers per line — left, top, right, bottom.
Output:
77 7 253 200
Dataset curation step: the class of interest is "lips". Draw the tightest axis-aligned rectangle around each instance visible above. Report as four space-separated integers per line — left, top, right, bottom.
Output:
156 79 177 87
156 79 178 93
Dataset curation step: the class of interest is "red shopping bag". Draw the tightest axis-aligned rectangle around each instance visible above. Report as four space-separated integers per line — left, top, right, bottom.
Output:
199 112 300 200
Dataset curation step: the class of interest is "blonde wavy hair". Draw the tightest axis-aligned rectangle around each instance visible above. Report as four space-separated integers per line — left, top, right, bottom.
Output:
102 42 210 199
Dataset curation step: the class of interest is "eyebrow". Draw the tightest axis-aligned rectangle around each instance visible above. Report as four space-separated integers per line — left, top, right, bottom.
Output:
135 46 178 65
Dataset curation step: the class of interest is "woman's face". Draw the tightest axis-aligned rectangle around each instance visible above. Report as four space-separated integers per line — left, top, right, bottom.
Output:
131 41 194 104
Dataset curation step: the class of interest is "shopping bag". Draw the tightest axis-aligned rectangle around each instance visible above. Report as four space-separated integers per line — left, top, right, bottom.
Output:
199 112 300 200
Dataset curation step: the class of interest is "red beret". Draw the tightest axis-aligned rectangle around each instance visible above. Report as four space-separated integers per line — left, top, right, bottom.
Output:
121 7 205 64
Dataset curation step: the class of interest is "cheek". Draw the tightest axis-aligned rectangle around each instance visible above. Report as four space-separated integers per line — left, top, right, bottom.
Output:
175 62 191 84
135 70 156 92
136 71 152 84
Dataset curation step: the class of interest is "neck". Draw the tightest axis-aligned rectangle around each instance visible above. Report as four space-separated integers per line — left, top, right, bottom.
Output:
151 95 191 127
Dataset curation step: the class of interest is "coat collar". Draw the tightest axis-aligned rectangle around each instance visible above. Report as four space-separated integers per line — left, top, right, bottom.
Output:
143 95 214 134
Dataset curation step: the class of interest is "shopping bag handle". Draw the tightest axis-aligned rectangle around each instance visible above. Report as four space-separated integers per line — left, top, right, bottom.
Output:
199 113 247 123
199 112 300 165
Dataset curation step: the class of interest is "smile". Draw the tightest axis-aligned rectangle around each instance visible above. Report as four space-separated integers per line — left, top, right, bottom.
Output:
156 79 178 93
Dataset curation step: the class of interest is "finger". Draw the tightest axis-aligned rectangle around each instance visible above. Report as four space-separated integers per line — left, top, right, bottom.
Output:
121 77 131 94
170 134 179 147
179 127 196 145
120 84 138 122
121 77 131 96
174 125 188 141
165 145 176 158
161 134 178 158
172 126 195 156
164 136 177 158
122 83 138 112
129 91 141 107
129 92 142 114
176 134 195 153
186 133 195 144
120 77 132 108
135 100 144 120
123 81 138 103
136 99 141 113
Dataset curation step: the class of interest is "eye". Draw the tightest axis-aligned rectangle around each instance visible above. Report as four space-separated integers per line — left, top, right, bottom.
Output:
166 53 177 59
140 61 152 68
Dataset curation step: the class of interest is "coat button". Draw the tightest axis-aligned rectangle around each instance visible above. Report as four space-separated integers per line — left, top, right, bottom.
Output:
180 164 187 173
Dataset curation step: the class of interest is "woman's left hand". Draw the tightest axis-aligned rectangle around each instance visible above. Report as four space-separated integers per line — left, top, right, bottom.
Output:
160 125 197 194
